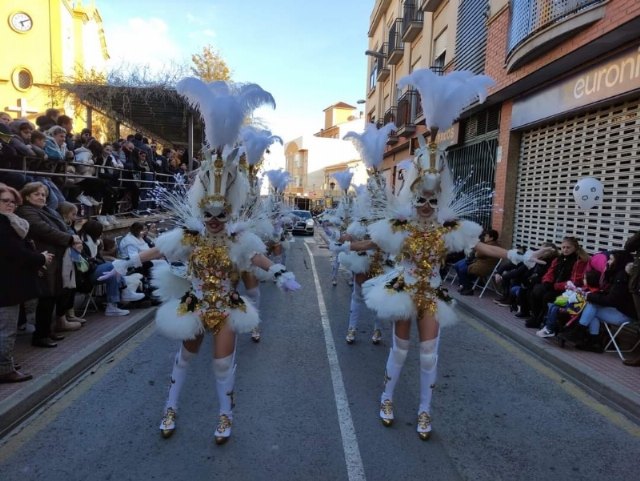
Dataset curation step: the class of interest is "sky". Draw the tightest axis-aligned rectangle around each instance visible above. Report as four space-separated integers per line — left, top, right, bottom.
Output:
96 0 373 167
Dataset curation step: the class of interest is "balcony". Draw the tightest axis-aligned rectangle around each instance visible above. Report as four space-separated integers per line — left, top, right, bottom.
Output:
376 43 390 82
383 107 399 144
422 0 445 12
387 19 404 65
507 0 607 72
401 1 424 43
396 89 419 137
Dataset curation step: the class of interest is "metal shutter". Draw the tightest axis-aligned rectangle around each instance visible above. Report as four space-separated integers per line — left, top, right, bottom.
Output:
513 97 640 253
454 0 489 74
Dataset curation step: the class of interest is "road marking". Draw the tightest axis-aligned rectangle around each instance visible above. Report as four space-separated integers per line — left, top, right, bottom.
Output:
462 312 640 437
303 242 366 481
0 324 157 460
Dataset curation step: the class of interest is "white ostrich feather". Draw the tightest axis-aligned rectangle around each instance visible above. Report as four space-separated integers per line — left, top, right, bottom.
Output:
239 126 283 166
332 170 354 193
176 78 276 150
264 169 291 193
397 69 495 132
343 122 397 170
152 175 204 234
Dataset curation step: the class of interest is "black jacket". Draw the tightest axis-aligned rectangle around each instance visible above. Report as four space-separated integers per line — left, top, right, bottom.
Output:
588 270 637 319
0 215 45 306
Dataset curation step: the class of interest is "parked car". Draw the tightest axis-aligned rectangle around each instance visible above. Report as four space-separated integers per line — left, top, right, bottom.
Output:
290 210 315 235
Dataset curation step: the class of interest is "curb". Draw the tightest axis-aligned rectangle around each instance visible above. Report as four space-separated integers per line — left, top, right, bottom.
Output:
456 299 640 424
0 309 155 438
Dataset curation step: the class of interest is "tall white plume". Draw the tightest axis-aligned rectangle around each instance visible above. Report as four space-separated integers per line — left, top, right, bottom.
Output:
176 78 276 150
397 69 495 133
264 169 291 193
239 126 283 166
332 170 354 193
343 122 397 170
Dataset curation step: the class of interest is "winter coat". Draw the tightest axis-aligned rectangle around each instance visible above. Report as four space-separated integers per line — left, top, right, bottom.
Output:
587 269 637 319
0 215 45 306
542 253 588 292
468 239 501 278
16 203 74 297
625 231 640 294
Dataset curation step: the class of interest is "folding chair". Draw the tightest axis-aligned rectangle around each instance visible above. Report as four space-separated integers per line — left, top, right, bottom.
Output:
473 259 502 299
602 320 640 361
442 264 458 285
79 284 106 318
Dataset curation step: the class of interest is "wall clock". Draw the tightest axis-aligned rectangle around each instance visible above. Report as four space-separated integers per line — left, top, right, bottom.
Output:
9 12 33 32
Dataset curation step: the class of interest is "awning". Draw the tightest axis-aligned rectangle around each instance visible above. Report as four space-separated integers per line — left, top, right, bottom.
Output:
63 83 204 147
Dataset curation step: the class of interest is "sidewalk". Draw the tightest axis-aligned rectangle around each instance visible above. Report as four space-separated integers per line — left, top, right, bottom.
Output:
451 288 640 423
0 306 155 438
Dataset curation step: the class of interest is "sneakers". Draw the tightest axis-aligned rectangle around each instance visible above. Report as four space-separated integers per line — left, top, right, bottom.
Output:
536 326 555 338
332 279 337 287
105 303 130 316
250 327 261 343
121 290 145 303
371 329 382 345
379 398 394 426
214 413 232 445
345 328 356 344
160 407 176 438
416 411 432 441
76 193 94 207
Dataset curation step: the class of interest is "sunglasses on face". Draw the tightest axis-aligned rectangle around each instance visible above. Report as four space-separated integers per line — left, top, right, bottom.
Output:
204 211 227 220
415 196 438 207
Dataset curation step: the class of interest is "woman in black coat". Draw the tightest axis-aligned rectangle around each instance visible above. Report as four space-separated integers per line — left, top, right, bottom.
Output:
0 184 53 382
16 182 81 348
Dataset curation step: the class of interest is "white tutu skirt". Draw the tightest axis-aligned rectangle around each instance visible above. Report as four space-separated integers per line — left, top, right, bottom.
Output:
155 295 260 340
362 275 459 326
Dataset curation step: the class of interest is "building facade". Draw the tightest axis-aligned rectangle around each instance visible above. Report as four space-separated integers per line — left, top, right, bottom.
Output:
284 103 365 209
365 0 640 250
0 0 109 129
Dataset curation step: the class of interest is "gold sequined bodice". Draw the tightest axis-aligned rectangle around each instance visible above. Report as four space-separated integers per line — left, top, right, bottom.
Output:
182 232 241 333
397 222 449 314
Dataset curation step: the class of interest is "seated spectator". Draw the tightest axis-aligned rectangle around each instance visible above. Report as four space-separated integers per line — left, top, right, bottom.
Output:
44 126 69 162
77 220 145 316
526 236 589 328
568 250 636 353
9 119 36 158
0 112 13 125
35 115 56 132
493 258 529 307
455 229 501 295
56 115 75 158
536 269 602 338
514 243 559 319
100 237 118 262
56 201 85 328
119 222 150 259
73 128 92 150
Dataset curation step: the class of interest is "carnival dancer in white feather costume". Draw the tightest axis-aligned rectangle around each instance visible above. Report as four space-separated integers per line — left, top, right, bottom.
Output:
151 78 301 445
335 69 546 440
236 128 284 343
328 171 385 345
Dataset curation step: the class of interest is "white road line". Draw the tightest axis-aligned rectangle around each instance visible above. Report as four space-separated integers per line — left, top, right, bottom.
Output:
303 242 366 481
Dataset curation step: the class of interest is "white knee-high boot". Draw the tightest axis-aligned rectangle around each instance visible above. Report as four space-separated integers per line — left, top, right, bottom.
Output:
213 353 236 444
348 282 363 330
160 346 196 437
379 334 409 425
246 287 262 341
417 334 440 440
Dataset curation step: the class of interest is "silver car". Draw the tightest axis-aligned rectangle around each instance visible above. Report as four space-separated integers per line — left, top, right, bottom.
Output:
290 210 315 235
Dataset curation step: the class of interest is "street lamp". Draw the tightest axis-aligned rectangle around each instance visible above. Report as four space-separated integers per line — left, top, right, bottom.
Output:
365 49 385 59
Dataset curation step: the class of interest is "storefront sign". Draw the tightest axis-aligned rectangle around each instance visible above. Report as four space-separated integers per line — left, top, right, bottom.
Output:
512 45 640 129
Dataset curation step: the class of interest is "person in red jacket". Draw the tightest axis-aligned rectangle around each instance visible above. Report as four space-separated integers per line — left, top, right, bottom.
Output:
526 236 590 328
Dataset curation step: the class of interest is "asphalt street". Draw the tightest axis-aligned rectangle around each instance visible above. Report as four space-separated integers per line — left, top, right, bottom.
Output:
0 235 639 481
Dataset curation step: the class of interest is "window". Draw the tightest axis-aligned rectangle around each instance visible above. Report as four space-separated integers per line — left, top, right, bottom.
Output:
432 29 447 72
12 67 33 91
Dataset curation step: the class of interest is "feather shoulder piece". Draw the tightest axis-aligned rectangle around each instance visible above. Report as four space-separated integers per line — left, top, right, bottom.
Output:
368 218 409 257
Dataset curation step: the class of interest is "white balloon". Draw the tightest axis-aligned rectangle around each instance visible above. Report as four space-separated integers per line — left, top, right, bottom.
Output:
572 177 604 210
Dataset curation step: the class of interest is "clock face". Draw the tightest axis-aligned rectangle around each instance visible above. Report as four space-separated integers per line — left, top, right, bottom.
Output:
10 12 33 32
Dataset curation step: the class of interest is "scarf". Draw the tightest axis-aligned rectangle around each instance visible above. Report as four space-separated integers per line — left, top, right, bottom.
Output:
0 211 29 239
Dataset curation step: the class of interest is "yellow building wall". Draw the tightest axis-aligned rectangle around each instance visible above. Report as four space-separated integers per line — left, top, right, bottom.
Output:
0 0 108 130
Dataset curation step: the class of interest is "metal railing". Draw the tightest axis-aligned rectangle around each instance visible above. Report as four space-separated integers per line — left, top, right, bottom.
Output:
508 0 606 54
388 19 404 61
402 1 424 39
396 89 419 130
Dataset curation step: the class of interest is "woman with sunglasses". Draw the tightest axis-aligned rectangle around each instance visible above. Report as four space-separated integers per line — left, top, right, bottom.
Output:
0 184 53 382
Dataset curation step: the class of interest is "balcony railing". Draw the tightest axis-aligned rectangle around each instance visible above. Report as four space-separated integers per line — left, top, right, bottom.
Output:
376 43 390 82
388 19 404 65
383 107 399 144
402 1 424 43
396 89 419 136
507 0 606 54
